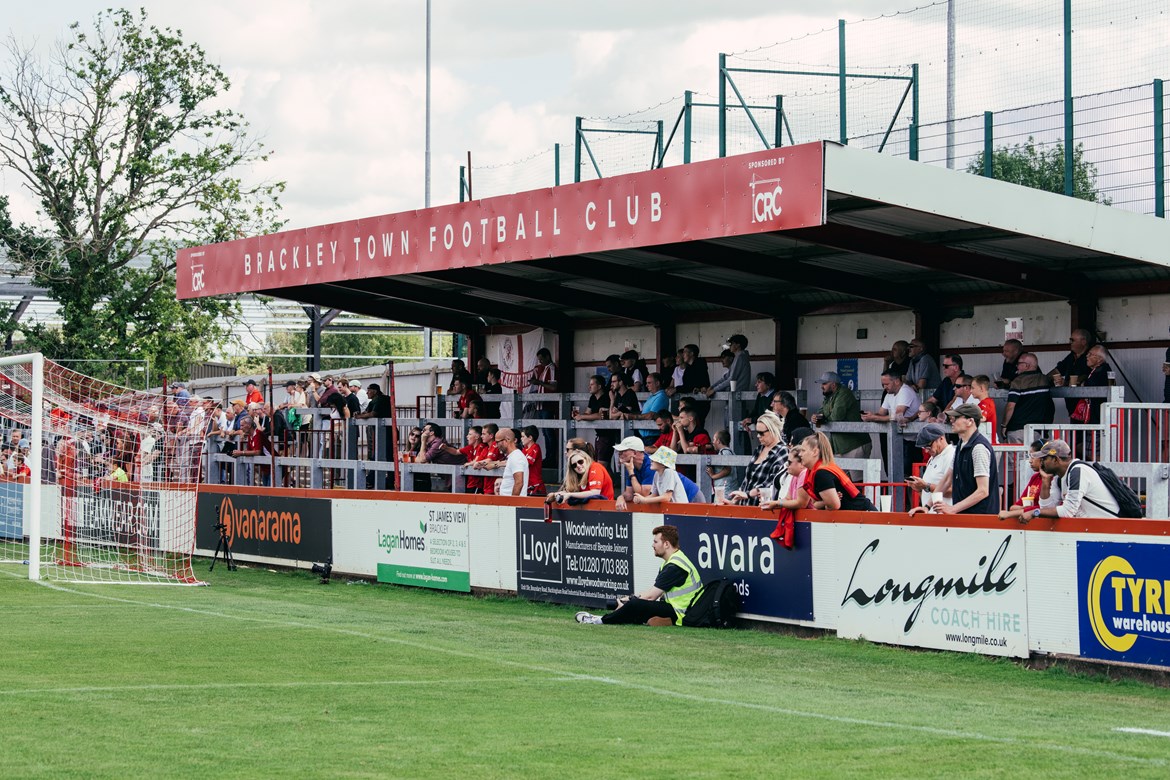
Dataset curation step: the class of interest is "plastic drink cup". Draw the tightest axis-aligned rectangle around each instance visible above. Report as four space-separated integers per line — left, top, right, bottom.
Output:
715 486 726 503
758 487 775 503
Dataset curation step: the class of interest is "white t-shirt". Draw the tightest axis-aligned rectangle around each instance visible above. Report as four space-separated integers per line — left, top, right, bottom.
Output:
882 384 921 420
139 433 157 483
499 448 530 497
652 468 689 503
919 444 955 507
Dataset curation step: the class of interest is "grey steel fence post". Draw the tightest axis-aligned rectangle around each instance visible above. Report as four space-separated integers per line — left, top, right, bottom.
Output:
718 54 727 158
983 111 995 178
910 63 919 161
1063 0 1074 196
838 19 847 145
574 117 583 183
554 142 561 187
1155 79 1165 218
684 90 694 164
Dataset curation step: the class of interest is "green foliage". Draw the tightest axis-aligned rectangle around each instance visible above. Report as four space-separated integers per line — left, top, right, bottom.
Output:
966 137 1110 204
0 8 284 386
231 328 454 374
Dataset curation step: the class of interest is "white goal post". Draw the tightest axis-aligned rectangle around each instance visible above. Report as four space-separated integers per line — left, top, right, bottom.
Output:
0 353 204 585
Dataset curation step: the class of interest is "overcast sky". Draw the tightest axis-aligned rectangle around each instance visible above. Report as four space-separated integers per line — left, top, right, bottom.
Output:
3 1 1165 232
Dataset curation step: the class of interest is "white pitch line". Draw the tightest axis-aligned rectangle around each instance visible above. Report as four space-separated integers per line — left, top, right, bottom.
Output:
30 582 1169 768
1115 727 1170 738
0 676 576 697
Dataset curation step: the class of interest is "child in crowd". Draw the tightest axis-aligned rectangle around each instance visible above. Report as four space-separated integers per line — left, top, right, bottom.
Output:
471 423 501 495
706 429 739 501
633 446 689 505
971 375 998 443
461 426 485 493
520 425 546 497
998 440 1047 522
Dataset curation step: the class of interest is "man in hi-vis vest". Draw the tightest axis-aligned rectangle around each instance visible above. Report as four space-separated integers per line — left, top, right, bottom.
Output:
575 525 704 626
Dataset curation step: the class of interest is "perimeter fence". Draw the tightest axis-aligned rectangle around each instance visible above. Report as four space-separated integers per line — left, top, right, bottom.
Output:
462 0 1169 217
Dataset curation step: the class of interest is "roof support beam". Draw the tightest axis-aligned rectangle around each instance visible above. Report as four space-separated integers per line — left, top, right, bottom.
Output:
785 223 1087 299
643 241 921 310
333 277 568 331
268 284 483 334
421 267 671 324
532 257 784 317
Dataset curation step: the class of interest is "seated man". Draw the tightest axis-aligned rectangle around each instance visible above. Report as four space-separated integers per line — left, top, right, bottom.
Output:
574 524 704 626
644 410 674 455
614 436 705 509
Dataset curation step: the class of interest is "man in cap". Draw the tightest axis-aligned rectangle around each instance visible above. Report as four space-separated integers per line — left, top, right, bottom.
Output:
812 371 870 470
934 404 998 515
614 436 704 510
345 380 364 419
244 379 263 406
906 423 954 512
1030 439 1120 519
355 384 391 419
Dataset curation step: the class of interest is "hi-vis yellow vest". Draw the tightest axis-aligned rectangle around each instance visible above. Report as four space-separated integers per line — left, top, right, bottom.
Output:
662 549 704 625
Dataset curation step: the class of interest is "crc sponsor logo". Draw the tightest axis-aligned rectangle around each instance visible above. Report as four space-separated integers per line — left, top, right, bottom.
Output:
749 173 783 224
218 496 301 545
841 535 1018 633
1079 542 1170 666
376 522 427 557
190 263 205 292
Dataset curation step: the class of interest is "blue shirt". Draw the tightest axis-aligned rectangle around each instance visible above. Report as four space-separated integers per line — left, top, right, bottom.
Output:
678 473 701 502
638 390 669 435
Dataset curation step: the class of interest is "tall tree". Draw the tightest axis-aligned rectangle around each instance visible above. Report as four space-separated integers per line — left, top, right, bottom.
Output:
965 137 1110 204
0 8 283 385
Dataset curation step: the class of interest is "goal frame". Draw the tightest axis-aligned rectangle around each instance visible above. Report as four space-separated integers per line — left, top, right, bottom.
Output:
0 352 44 580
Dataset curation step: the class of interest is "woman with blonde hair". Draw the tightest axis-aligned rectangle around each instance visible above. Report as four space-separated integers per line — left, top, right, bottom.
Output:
546 450 614 504
723 410 786 506
795 430 877 511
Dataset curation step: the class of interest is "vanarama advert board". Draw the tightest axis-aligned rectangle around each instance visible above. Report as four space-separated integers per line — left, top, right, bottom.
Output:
332 499 470 591
195 490 332 564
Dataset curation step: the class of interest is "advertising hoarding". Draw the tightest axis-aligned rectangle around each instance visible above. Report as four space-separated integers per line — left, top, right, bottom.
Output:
836 526 1029 658
516 508 634 608
672 514 814 621
1077 541 1170 667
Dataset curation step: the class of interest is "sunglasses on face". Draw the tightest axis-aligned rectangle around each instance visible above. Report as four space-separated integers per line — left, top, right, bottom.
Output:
571 460 586 469
755 428 768 437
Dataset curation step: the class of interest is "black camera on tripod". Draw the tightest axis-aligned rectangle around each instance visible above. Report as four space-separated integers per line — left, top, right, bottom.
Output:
311 558 332 584
209 503 236 572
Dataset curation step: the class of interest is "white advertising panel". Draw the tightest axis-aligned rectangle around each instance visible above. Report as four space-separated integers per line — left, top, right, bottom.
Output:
333 499 470 591
836 526 1029 658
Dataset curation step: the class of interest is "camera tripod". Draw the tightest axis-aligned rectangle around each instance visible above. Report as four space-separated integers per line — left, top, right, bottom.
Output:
210 521 236 571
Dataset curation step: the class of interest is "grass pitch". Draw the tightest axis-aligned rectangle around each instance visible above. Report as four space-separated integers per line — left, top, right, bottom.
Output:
2 563 1170 779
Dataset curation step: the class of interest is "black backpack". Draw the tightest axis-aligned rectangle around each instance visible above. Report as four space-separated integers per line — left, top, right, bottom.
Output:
681 578 741 629
1071 461 1144 518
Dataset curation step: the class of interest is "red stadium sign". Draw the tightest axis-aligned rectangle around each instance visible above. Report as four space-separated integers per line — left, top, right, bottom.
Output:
176 142 825 299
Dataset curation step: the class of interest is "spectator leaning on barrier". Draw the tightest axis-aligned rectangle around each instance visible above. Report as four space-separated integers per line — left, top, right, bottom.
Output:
741 372 777 433
615 436 703 509
773 392 810 445
460 426 485 494
812 371 871 464
633 446 689 505
1030 439 1120 519
1002 353 1054 444
933 404 999 515
862 370 920 424
706 334 751 398
1074 345 1112 425
997 338 1023 389
494 427 529 498
575 524 704 626
723 410 787 506
244 379 263 406
795 429 878 512
356 384 391 419
998 440 1049 522
906 423 954 513
547 450 614 504
520 425 546 497
630 372 669 441
644 411 674 455
927 355 962 410
482 368 503 419
906 339 942 392
1052 329 1094 417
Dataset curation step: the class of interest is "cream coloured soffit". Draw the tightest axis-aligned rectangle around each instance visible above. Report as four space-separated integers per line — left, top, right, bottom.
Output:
823 141 1170 268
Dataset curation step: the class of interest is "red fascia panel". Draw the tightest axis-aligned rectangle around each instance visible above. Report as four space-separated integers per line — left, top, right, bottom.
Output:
176 143 825 299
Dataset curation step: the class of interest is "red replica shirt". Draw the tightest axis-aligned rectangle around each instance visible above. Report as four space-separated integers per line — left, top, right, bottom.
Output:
523 442 546 496
1017 472 1044 506
479 442 502 495
586 462 615 500
246 389 264 405
977 397 998 443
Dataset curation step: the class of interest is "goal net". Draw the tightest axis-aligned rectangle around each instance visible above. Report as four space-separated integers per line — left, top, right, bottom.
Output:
0 354 204 585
